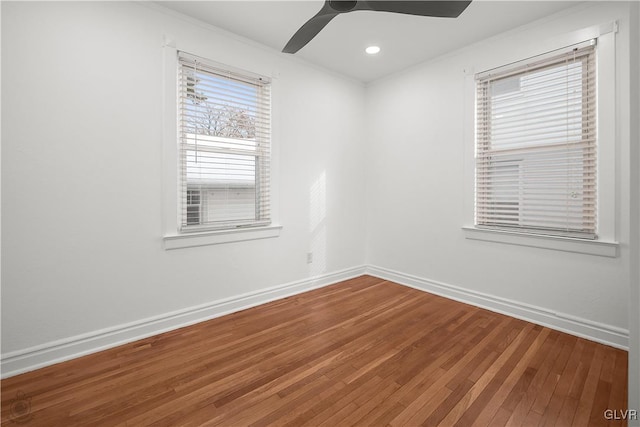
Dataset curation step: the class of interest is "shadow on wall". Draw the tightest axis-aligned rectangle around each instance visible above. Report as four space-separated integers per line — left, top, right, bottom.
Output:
309 171 327 276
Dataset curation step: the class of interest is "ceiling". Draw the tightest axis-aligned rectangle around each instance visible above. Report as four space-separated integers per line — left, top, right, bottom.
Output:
158 1 580 82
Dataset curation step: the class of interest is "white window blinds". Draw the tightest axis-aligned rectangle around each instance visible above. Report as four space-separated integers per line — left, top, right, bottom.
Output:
475 42 597 239
178 52 271 231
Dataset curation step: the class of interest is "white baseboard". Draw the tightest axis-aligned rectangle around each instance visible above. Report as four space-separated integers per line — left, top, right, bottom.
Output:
0 265 366 379
366 265 629 350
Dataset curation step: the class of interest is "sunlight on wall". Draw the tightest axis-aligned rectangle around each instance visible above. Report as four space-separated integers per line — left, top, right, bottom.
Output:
309 171 327 276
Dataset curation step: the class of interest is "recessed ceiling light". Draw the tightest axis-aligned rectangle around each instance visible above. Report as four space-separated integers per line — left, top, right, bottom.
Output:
365 46 381 55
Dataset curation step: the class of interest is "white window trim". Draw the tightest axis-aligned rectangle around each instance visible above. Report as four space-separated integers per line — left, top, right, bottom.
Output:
164 225 283 250
462 22 619 256
462 226 617 257
162 37 281 249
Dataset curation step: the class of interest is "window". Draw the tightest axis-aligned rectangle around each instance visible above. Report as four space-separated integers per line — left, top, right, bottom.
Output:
186 189 201 225
475 42 596 239
178 52 271 232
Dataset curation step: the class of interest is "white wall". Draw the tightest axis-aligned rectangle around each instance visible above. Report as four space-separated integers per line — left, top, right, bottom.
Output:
1 1 366 358
629 1 640 420
365 2 634 344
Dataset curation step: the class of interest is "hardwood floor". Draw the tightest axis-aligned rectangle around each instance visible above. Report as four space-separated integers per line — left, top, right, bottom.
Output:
1 275 628 426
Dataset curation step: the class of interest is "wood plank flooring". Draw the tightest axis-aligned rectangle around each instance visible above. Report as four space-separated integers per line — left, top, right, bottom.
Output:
1 275 629 426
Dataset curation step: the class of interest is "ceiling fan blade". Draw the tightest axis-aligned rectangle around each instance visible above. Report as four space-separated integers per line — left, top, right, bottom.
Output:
357 1 472 18
282 3 340 54
283 1 472 54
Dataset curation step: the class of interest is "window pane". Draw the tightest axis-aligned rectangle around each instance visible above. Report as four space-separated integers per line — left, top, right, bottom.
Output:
182 70 259 140
489 62 584 150
186 150 256 185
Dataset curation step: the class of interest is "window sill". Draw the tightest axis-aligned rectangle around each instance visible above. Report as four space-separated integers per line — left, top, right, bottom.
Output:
164 224 282 250
462 227 618 257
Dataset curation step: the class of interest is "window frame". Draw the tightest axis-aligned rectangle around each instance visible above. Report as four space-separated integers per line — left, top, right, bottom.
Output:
162 40 281 250
462 23 619 257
